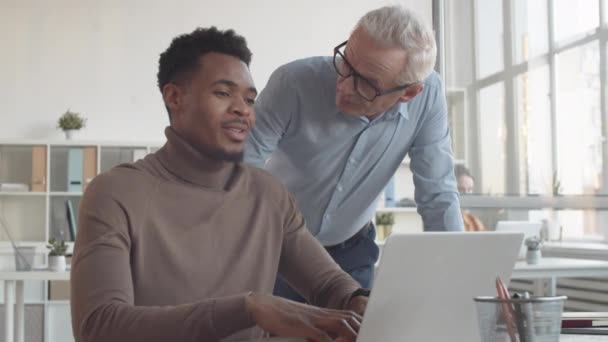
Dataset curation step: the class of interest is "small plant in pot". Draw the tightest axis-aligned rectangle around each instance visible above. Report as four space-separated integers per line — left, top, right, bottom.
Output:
46 238 68 272
524 236 543 265
57 109 86 140
375 212 395 242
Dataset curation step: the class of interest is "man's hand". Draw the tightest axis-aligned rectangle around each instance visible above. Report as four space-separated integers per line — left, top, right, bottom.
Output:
344 295 368 317
245 293 361 342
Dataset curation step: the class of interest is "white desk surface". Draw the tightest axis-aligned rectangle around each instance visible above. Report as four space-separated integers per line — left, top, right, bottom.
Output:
0 270 70 281
245 335 604 341
560 335 608 341
511 257 608 279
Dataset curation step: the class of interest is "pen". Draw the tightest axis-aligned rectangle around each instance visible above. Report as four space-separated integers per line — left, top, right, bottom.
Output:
512 294 528 342
496 277 518 342
512 292 535 342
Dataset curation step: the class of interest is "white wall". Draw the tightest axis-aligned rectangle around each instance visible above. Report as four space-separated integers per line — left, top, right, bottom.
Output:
0 0 431 142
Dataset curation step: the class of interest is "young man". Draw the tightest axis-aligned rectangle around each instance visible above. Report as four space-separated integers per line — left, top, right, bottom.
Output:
71 27 367 342
245 5 464 301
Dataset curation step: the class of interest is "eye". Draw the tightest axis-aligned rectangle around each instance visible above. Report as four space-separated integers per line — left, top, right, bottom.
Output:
245 98 256 105
214 91 230 97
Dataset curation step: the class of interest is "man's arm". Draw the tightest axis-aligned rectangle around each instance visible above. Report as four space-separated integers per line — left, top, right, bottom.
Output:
409 80 464 232
70 175 255 342
244 66 296 167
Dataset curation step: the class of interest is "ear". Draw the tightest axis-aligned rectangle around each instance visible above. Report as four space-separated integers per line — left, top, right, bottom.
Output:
162 83 185 118
396 83 424 103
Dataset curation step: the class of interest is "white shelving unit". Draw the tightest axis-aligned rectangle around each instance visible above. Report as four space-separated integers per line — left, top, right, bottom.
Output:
0 140 162 342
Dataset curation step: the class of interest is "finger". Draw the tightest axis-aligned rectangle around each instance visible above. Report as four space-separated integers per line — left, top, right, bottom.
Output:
314 309 361 333
332 337 355 342
326 312 361 333
316 317 357 340
304 327 333 342
344 314 361 333
326 308 363 322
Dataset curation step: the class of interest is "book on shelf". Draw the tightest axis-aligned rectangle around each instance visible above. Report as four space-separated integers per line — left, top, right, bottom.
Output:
51 199 70 241
562 312 608 328
67 148 84 192
82 147 97 192
0 183 29 192
31 146 47 191
66 199 77 241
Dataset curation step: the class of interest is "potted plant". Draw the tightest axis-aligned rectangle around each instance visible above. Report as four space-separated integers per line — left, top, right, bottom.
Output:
46 238 68 272
57 109 86 140
524 236 542 265
375 212 395 242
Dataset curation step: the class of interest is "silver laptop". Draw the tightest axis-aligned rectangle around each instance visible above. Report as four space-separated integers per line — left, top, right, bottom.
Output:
357 232 523 342
495 221 542 259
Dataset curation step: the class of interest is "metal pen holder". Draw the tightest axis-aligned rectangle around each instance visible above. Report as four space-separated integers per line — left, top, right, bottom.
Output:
474 296 567 342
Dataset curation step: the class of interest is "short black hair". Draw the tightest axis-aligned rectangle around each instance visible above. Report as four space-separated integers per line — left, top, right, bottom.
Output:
157 27 252 120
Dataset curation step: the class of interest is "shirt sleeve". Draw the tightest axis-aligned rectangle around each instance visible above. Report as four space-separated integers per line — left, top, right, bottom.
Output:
70 175 255 342
409 79 465 232
276 191 361 309
244 66 298 168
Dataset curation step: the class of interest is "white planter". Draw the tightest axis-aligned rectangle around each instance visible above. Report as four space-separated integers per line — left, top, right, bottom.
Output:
48 255 66 272
526 249 542 265
64 129 77 140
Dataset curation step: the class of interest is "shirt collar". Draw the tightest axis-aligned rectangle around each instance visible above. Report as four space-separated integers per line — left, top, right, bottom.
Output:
155 126 238 189
395 102 409 120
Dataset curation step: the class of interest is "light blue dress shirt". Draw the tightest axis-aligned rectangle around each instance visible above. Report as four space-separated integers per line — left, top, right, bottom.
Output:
245 57 464 246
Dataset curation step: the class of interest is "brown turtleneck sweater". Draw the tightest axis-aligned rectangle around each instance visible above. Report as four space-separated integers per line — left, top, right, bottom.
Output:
70 127 360 342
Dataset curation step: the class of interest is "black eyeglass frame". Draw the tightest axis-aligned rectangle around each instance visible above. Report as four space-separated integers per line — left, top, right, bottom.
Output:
333 40 416 102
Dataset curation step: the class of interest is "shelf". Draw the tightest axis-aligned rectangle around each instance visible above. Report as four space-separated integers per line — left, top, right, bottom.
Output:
49 192 83 196
0 192 46 196
0 140 163 147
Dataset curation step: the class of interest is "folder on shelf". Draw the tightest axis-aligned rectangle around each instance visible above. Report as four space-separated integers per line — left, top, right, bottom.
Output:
66 199 77 241
67 148 83 192
82 147 97 192
31 146 47 192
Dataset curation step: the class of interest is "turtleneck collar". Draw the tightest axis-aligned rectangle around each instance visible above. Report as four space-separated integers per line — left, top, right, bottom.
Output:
155 126 238 190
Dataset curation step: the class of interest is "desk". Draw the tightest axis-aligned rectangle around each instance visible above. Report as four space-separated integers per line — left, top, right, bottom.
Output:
246 335 603 341
0 270 70 342
511 258 608 296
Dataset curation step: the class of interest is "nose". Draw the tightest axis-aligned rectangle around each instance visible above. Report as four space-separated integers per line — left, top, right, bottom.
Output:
230 97 252 118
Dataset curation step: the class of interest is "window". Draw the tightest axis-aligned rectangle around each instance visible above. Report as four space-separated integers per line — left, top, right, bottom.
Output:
516 66 551 195
444 0 608 241
555 42 602 195
513 0 548 63
475 0 504 78
479 83 506 194
554 0 599 43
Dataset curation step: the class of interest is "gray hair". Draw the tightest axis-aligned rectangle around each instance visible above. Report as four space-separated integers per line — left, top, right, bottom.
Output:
355 5 437 83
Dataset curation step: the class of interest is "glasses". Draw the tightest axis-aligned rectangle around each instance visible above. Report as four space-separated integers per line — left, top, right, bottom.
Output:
333 41 414 102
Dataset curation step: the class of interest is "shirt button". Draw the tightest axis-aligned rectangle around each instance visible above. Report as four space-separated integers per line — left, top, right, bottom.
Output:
348 158 355 164
336 185 343 192
324 214 330 220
